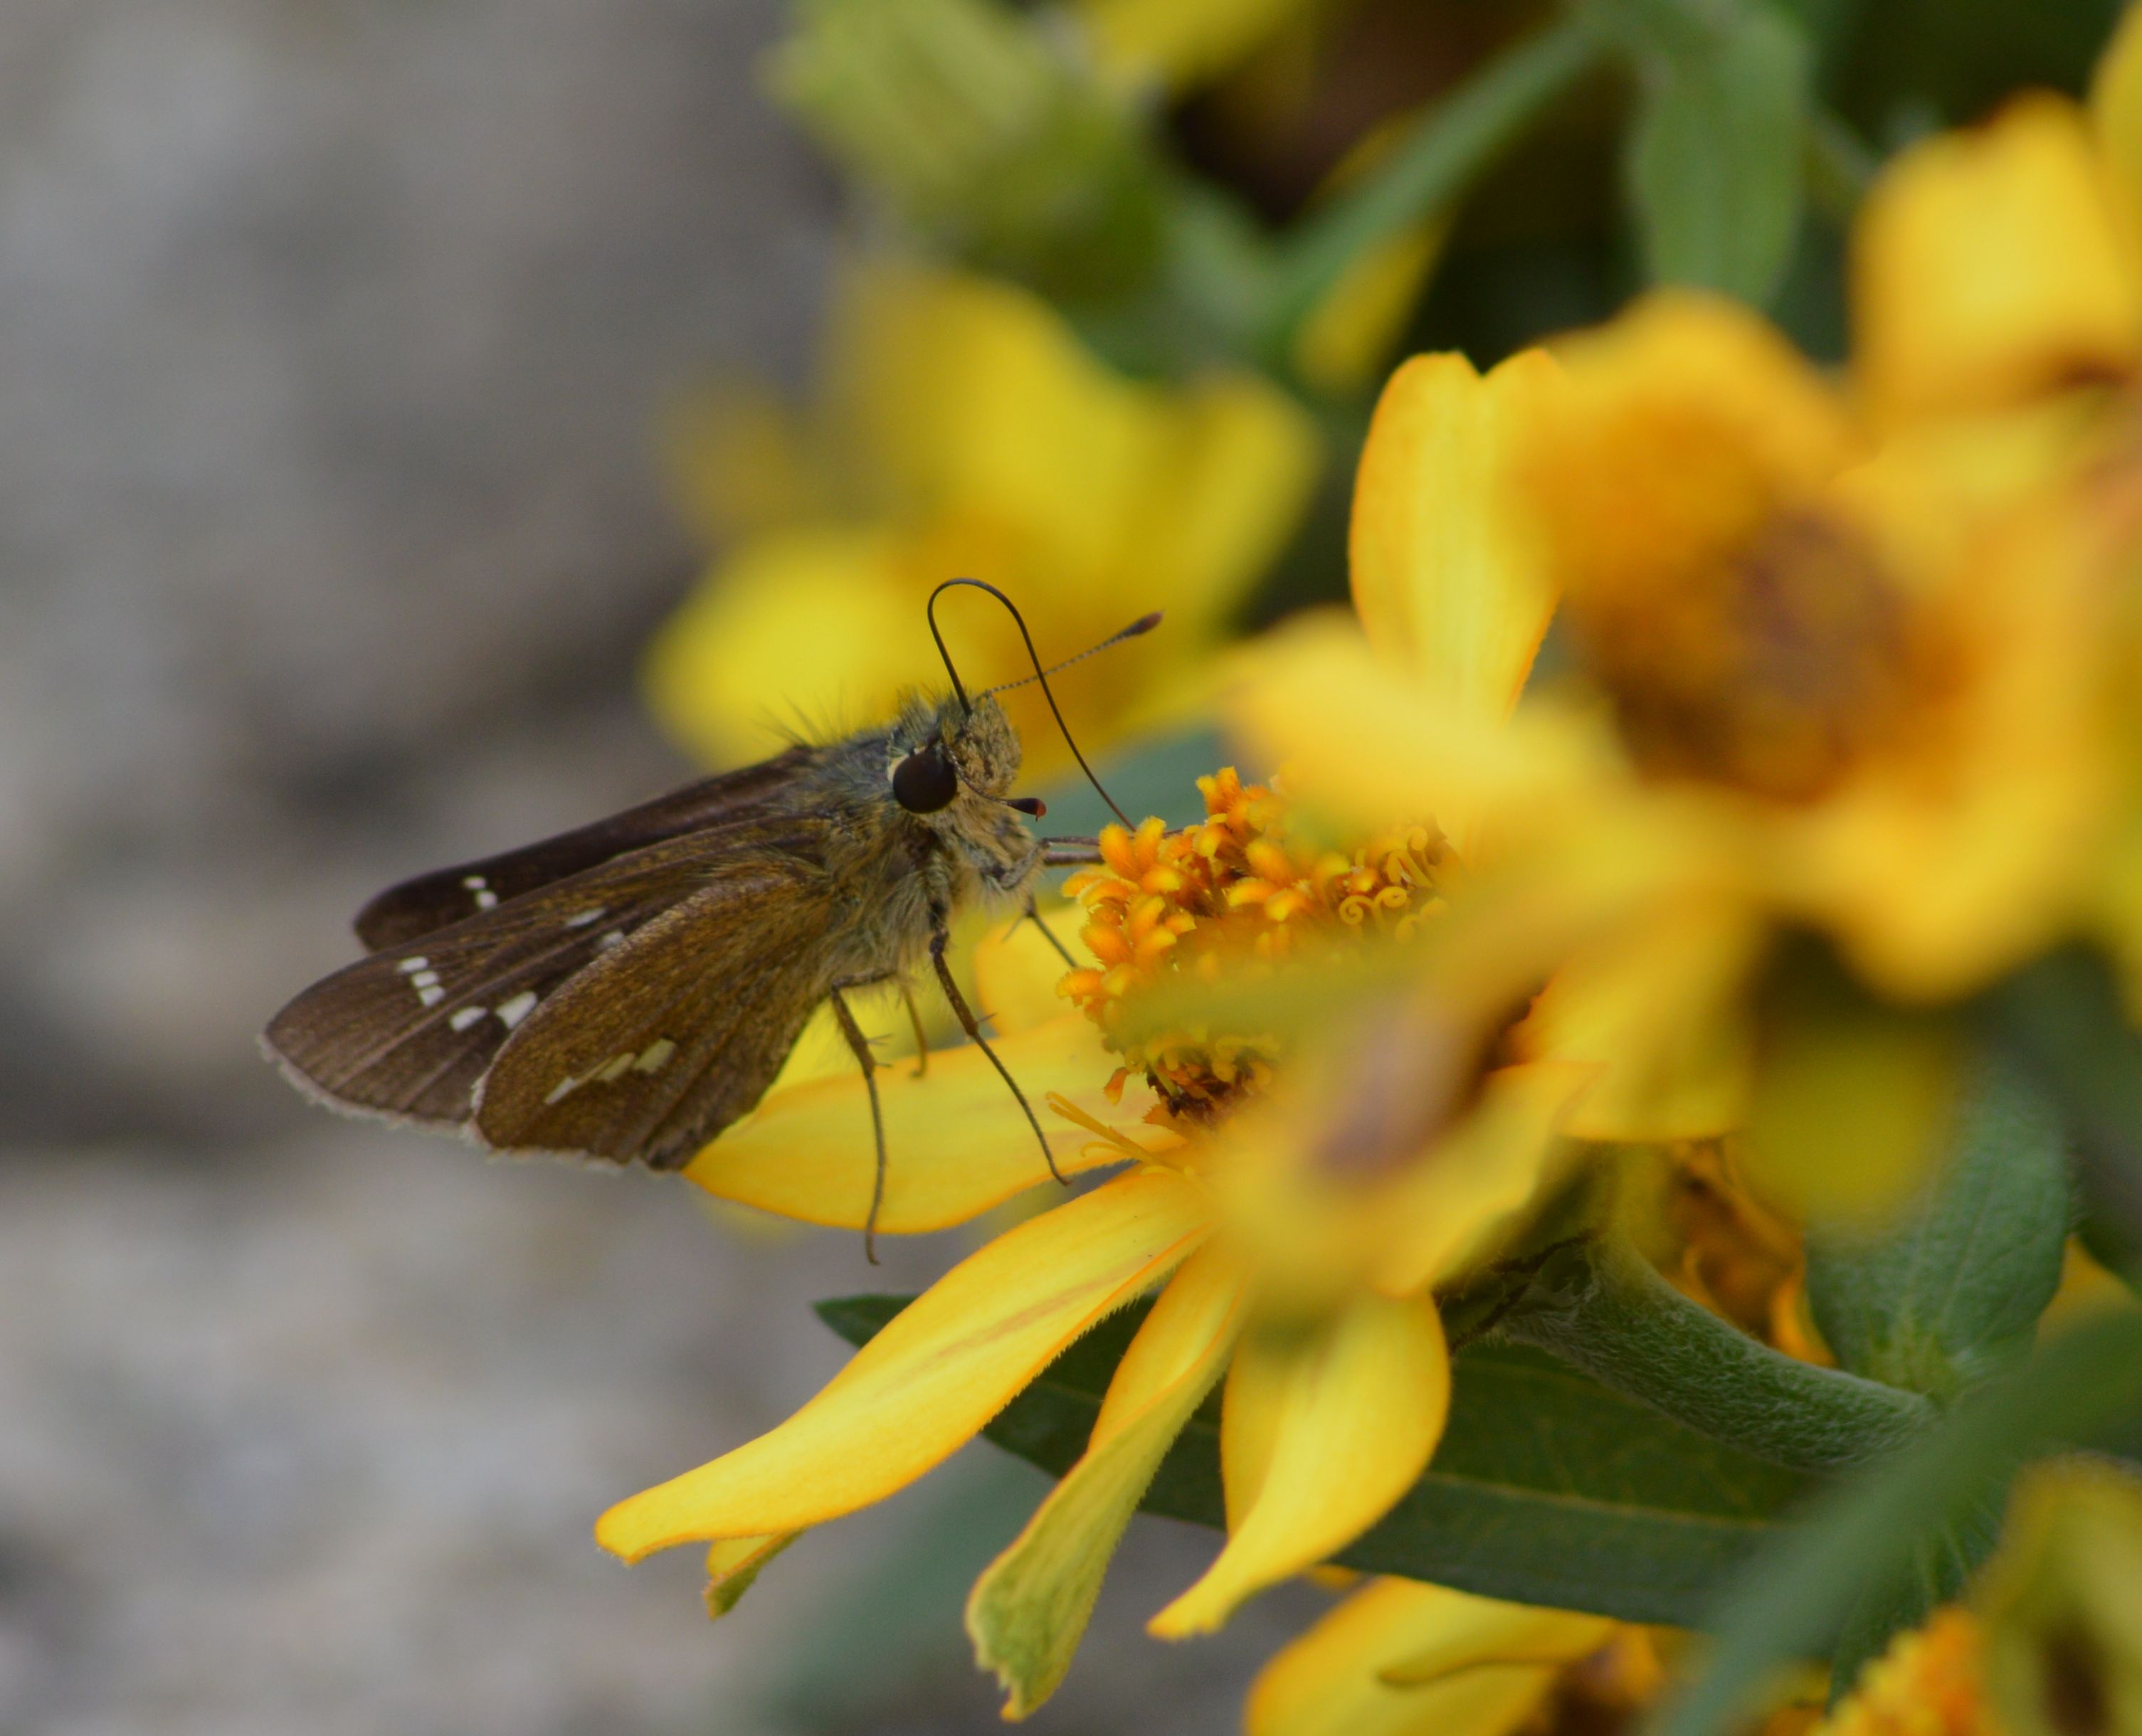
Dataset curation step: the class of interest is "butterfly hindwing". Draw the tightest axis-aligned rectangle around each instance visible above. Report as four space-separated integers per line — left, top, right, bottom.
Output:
471 851 842 1169
352 745 820 951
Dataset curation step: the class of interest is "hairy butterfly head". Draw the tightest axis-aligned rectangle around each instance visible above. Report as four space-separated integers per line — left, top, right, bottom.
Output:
887 694 1021 815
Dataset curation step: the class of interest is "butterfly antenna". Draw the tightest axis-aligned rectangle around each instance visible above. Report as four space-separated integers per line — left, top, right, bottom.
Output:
925 578 1152 829
976 611 1164 701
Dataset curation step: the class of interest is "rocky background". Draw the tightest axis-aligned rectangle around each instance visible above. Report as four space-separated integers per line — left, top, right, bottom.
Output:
0 2 1314 1730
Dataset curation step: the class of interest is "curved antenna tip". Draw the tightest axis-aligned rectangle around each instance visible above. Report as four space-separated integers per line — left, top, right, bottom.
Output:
1128 611 1163 635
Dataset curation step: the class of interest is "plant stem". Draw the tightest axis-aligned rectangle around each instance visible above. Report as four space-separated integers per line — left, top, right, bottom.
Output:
1500 1233 1935 1473
1252 15 1609 366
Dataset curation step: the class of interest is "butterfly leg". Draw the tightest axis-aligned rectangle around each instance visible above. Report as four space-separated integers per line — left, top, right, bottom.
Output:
1023 896 1079 969
827 985 890 1265
929 914 1065 1185
900 980 930 1079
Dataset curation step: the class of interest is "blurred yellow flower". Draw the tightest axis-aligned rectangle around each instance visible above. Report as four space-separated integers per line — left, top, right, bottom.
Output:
643 258 1321 782
1798 1458 2142 1736
1816 1607 2000 1736
1235 93 2138 1208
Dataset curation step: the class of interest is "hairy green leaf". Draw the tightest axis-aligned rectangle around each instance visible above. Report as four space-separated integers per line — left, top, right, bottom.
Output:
1807 1057 2072 1402
818 1293 1812 1629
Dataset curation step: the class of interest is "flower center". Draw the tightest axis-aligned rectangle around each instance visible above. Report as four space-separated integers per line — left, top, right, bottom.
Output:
1565 509 1948 803
1057 768 1446 1126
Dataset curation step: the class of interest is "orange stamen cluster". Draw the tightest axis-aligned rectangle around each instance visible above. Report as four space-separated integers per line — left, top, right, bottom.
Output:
1057 768 1446 1122
1816 1609 2000 1736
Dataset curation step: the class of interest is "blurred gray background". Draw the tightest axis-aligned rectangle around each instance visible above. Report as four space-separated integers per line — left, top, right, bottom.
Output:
0 1 1312 1730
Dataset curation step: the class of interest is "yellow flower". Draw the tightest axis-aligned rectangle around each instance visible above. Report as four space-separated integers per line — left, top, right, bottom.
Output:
1976 1459 2142 1736
643 257 1321 781
601 281 1610 1707
1817 1608 2002 1736
1072 0 1324 100
1235 95 2138 1208
1243 1578 1621 1736
600 441 1602 1710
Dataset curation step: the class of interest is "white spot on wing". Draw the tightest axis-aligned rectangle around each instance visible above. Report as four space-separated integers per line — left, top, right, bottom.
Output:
545 1075 581 1105
418 985 445 1008
564 906 606 928
597 1052 635 1084
397 956 429 974
411 970 440 991
497 990 538 1030
596 929 626 951
633 1038 677 1074
449 1005 487 1032
463 876 499 910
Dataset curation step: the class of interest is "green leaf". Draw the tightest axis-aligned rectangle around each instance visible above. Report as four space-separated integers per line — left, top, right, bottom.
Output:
1806 1057 2072 1402
817 1293 1813 1629
1256 17 1608 365
1659 1311 2142 1735
1608 0 1813 304
1987 946 2142 1275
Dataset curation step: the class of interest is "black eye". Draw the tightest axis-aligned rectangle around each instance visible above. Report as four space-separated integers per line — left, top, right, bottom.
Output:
892 743 959 813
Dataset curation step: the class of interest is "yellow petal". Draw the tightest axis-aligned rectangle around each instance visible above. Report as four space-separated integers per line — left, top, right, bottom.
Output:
840 261 1317 640
597 1167 1209 1559
1745 963 1961 1222
1225 610 1615 864
1294 218 1447 398
1246 1578 1591 1736
1527 290 1857 611
1514 891 1760 1143
1149 1293 1449 1636
967 1246 1252 1719
1075 0 1314 94
1350 349 1563 722
648 260 1315 781
687 1012 1151 1234
702 1533 798 1619
2093 1 2142 233
1370 1062 1590 1300
640 525 916 768
1377 1587 1614 1686
1220 1316 1291 1530
1776 427 2111 1000
973 904 1092 1038
1854 95 2142 430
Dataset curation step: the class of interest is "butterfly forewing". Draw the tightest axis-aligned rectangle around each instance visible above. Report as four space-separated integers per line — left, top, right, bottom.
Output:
266 819 818 1128
472 850 840 1169
353 746 819 951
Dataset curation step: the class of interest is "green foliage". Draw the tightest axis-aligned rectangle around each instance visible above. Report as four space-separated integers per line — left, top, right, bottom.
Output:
1660 1312 2142 1734
769 0 1169 300
1792 1054 2073 1693
817 1293 1812 1630
1806 1058 2072 1403
1989 946 2142 1275
1602 0 1815 304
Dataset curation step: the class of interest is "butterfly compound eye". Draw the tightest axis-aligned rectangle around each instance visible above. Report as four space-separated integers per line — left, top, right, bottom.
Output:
892 743 959 814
